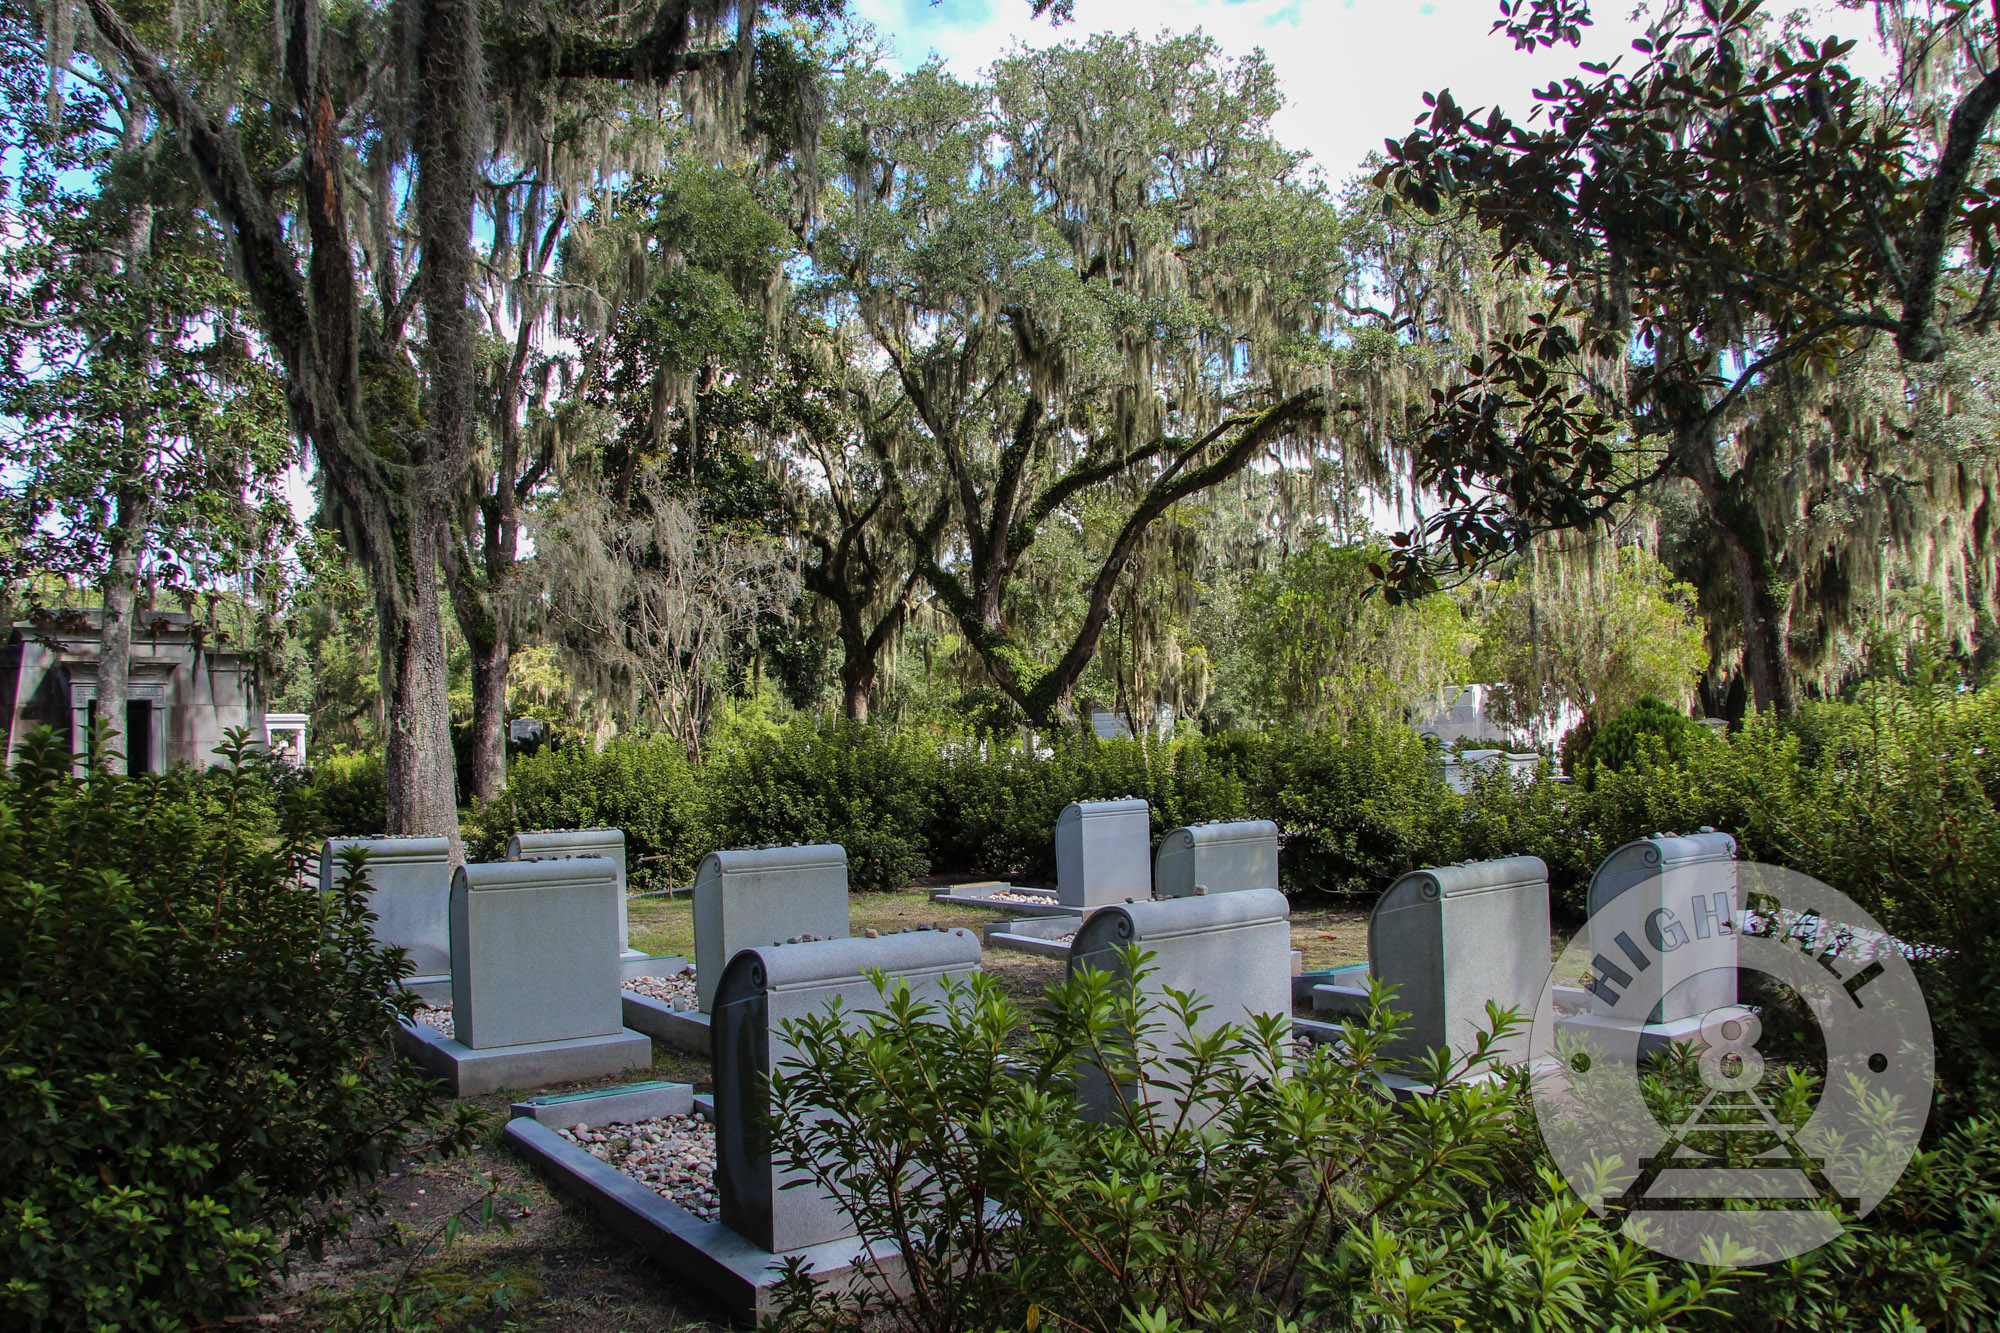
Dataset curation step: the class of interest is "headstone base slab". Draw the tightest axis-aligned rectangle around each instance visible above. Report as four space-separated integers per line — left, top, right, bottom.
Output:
400 973 453 1003
927 883 1078 917
621 991 713 1056
394 1019 652 1096
985 914 1082 957
504 1117 905 1326
620 952 690 984
511 1080 693 1130
1294 963 1369 1005
1555 1010 1711 1064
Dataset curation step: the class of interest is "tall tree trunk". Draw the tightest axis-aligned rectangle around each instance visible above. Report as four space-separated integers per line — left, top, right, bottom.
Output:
95 487 150 775
839 635 874 722
97 192 156 776
465 614 509 798
1720 522 1796 715
379 506 460 837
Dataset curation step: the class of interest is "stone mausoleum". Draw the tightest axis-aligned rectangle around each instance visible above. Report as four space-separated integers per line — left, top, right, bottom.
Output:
0 610 275 774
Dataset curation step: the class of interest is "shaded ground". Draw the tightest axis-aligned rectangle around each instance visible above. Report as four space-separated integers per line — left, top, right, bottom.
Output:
276 883 1373 1331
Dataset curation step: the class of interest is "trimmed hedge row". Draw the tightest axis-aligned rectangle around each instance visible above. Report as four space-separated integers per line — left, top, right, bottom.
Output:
460 717 1464 896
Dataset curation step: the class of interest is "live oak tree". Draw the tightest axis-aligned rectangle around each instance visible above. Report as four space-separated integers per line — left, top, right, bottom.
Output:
1376 0 2000 713
63 0 835 831
806 36 1379 727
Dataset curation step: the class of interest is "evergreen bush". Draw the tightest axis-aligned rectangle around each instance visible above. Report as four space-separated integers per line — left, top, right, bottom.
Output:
463 738 710 889
1581 695 1709 788
310 749 387 835
0 729 474 1330
705 720 940 891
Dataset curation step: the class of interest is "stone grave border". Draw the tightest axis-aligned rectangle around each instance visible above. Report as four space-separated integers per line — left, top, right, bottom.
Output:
926 880 1075 916
504 1084 900 1326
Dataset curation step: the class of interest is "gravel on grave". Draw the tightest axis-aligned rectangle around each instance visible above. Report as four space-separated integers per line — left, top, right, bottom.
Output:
624 970 699 1009
413 1004 453 1039
560 1115 719 1220
985 887 1060 904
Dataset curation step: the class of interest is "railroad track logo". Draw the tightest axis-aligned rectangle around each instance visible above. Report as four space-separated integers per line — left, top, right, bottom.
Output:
1528 862 1934 1263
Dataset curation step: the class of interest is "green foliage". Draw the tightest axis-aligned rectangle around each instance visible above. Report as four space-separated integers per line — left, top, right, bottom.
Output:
704 720 941 892
1244 722 1458 896
1236 540 1476 728
462 739 709 890
0 728 473 1330
1472 546 1708 741
312 750 388 835
1582 695 1710 788
765 958 1736 1332
767 956 2000 1333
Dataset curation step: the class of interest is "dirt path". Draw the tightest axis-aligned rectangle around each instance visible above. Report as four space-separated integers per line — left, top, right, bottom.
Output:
275 885 1369 1330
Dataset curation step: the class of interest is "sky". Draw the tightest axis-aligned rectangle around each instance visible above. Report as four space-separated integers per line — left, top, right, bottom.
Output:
841 0 1888 187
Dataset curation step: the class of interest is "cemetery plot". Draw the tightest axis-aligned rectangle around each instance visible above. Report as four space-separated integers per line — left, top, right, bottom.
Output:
395 857 651 1095
508 929 981 1324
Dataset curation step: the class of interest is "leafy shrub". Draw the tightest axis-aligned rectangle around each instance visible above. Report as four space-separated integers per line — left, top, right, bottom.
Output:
1582 695 1708 787
705 720 940 891
766 959 1734 1332
1239 720 1460 895
462 738 710 889
311 749 387 835
0 729 473 1330
767 957 2000 1333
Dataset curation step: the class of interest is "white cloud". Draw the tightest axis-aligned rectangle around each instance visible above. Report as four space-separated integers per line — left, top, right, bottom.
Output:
846 0 1889 186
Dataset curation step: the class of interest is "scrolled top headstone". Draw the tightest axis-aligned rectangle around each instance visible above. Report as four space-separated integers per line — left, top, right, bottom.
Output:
1586 831 1739 1023
1069 887 1292 1120
1587 830 1738 919
1367 855 1551 1070
1152 819 1279 899
712 929 981 1253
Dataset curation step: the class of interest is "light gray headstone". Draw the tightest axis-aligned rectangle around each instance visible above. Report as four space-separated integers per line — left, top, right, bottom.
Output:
692 844 850 1014
509 828 632 953
713 929 981 1254
1587 831 1738 1023
1152 819 1280 898
1054 798 1150 908
320 836 453 977
1364 856 1551 1071
450 857 623 1050
1068 887 1292 1121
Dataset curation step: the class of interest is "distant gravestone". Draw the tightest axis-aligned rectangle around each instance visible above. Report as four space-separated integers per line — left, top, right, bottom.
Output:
320 836 453 979
1152 819 1280 898
1068 888 1292 1120
1054 798 1150 909
713 930 982 1253
692 845 850 1014
508 828 639 961
1312 856 1551 1071
1586 831 1739 1024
